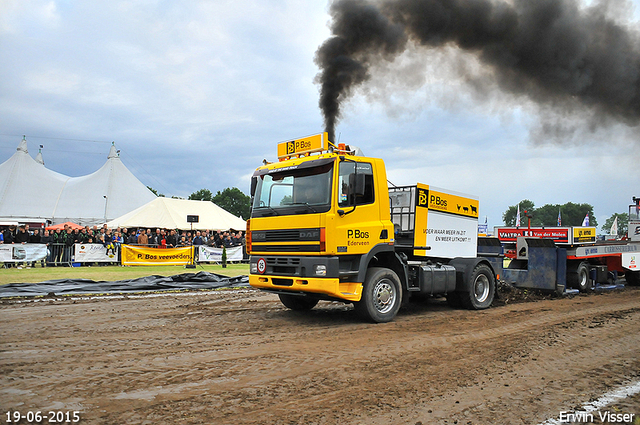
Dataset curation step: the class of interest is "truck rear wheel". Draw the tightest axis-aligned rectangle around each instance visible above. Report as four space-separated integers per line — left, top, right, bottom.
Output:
459 264 495 310
626 271 640 286
278 294 319 311
568 262 591 292
354 267 402 323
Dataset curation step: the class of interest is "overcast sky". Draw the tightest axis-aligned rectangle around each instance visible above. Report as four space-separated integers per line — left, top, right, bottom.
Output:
1 0 638 230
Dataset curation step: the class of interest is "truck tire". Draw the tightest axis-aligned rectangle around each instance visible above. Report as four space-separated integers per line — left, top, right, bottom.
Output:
568 262 590 292
354 267 402 323
278 294 319 311
626 271 640 286
459 264 495 310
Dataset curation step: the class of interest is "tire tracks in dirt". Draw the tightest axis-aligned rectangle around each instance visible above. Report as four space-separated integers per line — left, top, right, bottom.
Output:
1 288 639 424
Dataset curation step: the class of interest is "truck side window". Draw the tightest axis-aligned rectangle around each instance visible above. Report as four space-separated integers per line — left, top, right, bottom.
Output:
338 162 374 207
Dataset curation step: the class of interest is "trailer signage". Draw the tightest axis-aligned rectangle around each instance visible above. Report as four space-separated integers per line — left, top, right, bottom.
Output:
573 227 596 243
573 243 640 258
497 227 570 243
423 189 479 218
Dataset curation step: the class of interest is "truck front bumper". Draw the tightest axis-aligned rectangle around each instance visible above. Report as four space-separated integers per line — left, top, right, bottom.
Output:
249 274 363 302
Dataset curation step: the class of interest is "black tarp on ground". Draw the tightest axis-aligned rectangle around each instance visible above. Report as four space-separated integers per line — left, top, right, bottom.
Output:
0 271 249 297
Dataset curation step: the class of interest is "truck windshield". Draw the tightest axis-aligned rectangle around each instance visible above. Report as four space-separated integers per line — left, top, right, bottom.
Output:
252 161 333 217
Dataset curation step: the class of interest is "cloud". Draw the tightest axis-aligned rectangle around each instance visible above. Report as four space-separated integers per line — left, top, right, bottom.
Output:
0 0 638 228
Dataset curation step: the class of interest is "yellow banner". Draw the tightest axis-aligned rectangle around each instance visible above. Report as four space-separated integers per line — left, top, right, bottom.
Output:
428 189 479 218
121 245 193 266
573 227 596 243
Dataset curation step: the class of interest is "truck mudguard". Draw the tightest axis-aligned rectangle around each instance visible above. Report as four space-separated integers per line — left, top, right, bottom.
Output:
356 243 408 287
448 257 496 292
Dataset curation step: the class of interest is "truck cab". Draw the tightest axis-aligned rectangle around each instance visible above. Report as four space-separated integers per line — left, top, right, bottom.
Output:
248 133 499 322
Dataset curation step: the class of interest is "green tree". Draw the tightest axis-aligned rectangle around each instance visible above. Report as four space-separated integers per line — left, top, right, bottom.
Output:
602 213 628 237
531 203 561 226
213 187 251 219
502 199 535 226
558 202 597 227
189 188 213 202
502 200 598 227
146 186 163 197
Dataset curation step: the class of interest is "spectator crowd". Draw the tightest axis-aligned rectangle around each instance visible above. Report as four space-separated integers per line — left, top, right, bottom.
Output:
1 224 246 268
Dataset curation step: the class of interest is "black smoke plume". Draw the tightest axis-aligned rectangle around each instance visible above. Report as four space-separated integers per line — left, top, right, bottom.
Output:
315 0 640 143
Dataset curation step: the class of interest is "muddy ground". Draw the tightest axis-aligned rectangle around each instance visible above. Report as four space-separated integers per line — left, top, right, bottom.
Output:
1 286 639 425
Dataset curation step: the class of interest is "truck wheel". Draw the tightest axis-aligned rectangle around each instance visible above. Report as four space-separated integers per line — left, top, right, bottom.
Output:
278 294 319 311
459 264 495 310
354 267 402 323
568 262 591 292
626 271 640 286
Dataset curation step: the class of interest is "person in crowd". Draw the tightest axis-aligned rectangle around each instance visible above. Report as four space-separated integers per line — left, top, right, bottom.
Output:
207 233 217 247
126 229 137 245
72 228 81 244
2 226 15 267
137 229 148 246
28 229 41 267
223 232 233 248
114 232 124 249
2 226 16 244
158 232 167 249
14 226 30 267
63 228 75 264
15 225 29 244
29 228 40 243
50 228 62 265
193 231 203 246
166 230 177 248
40 230 53 266
147 229 157 247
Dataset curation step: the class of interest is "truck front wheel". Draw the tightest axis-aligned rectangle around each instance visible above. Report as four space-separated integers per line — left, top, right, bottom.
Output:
278 294 319 311
354 267 402 323
459 264 495 310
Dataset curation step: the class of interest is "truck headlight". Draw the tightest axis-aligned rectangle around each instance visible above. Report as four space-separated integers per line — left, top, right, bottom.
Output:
250 263 258 274
314 264 327 276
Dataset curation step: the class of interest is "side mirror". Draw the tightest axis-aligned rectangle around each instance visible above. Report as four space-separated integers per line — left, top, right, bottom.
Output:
250 176 258 197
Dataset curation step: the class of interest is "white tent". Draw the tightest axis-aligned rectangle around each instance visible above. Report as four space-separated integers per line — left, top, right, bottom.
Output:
0 138 156 226
0 138 69 223
106 197 246 231
52 144 156 225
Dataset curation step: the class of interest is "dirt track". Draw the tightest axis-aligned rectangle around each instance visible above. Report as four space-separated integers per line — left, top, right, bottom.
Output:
1 287 640 424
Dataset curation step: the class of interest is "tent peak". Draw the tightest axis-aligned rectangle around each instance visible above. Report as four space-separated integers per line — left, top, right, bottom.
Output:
107 142 119 159
35 146 45 165
17 136 28 153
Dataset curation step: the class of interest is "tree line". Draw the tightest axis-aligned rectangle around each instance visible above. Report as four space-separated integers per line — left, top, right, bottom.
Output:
146 186 251 219
503 200 629 236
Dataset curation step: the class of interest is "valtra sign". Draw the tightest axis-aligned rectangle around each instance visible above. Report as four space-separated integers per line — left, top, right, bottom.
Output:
496 227 597 245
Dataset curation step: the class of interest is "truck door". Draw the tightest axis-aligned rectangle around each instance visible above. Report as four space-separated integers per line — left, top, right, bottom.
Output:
334 160 383 255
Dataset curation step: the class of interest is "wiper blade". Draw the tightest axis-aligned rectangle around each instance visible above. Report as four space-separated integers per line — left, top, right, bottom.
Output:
255 205 279 215
290 202 318 213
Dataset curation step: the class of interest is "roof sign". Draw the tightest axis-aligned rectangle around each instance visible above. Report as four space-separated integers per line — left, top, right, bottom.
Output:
277 133 329 159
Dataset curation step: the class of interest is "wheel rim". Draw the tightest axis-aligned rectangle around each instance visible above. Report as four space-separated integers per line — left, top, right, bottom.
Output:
373 278 396 314
474 273 490 303
578 268 588 288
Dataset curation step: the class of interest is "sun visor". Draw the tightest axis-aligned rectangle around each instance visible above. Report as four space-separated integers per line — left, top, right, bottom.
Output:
252 157 335 177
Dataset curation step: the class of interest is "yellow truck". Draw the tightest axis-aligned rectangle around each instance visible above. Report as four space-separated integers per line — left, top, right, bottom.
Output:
248 133 502 322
